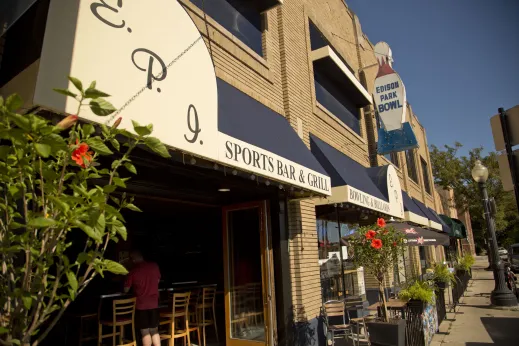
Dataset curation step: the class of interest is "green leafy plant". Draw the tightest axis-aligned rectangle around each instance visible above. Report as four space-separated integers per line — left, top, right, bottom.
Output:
398 279 435 304
0 77 170 346
345 218 406 322
455 254 475 271
431 262 456 285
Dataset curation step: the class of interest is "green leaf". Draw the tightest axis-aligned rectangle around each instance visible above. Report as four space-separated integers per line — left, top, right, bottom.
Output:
132 120 151 136
6 112 31 131
0 95 3 107
5 94 23 111
86 137 113 155
68 288 76 301
89 81 97 89
112 219 127 240
83 124 95 136
53 88 77 98
0 327 8 335
90 98 116 116
41 133 67 153
126 203 142 212
113 177 126 188
77 252 89 264
105 204 125 222
0 146 11 160
124 162 137 174
110 138 120 151
104 259 128 275
96 213 106 234
66 271 78 291
48 195 70 214
103 185 117 194
68 76 83 93
22 296 32 310
73 220 102 242
84 88 110 99
9 222 24 230
10 339 20 345
34 143 51 158
144 137 171 158
28 217 56 228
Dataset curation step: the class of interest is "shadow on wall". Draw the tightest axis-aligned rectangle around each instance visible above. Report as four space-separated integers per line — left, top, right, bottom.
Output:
285 306 318 346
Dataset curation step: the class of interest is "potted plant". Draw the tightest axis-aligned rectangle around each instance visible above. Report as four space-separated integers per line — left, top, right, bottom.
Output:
398 279 435 307
345 218 406 346
431 262 456 289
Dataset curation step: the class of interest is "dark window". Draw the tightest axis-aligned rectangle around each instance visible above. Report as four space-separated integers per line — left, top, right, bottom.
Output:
190 0 263 56
421 157 431 194
314 70 361 135
384 152 399 167
406 150 418 183
317 219 359 301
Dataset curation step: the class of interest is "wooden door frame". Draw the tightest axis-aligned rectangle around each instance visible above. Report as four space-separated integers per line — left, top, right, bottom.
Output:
222 201 277 346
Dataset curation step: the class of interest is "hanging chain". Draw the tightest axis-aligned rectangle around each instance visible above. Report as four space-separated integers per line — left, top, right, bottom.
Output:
106 36 203 124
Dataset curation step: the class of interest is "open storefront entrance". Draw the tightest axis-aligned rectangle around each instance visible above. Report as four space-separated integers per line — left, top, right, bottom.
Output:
223 202 274 346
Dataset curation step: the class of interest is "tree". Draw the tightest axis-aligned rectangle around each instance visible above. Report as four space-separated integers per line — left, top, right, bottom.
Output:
429 143 519 252
0 78 170 345
346 218 406 322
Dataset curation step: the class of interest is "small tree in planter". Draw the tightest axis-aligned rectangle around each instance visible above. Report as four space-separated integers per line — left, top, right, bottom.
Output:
346 218 406 321
0 78 170 346
431 262 456 289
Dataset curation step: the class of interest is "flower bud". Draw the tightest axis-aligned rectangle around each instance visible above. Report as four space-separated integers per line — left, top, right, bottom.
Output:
112 117 122 129
56 115 78 129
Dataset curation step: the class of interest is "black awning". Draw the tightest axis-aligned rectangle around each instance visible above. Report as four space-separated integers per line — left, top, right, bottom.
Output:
389 222 450 246
402 192 427 217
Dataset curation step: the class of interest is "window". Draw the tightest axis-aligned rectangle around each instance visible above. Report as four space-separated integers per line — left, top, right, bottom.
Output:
406 150 418 183
316 219 359 301
421 157 431 194
384 152 400 168
190 0 263 56
314 70 361 134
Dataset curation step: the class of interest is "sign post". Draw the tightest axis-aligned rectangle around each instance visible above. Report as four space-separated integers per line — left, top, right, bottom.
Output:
498 107 519 213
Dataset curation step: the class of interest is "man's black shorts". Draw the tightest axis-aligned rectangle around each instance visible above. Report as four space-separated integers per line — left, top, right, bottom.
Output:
135 308 159 329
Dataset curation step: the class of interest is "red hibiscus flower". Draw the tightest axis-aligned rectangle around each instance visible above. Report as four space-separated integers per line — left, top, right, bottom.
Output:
371 239 383 249
365 230 377 240
392 241 397 247
377 218 386 228
71 140 93 168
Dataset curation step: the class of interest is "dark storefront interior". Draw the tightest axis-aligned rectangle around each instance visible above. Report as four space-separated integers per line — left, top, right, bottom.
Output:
41 148 291 346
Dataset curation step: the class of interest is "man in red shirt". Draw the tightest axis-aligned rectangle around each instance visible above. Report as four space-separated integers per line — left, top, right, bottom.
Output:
124 250 161 346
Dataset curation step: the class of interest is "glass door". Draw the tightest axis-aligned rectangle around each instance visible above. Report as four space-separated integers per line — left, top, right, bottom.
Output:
223 202 275 346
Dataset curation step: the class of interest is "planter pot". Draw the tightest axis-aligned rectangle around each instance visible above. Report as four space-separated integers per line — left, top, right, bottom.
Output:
367 319 406 346
435 280 447 290
407 299 426 312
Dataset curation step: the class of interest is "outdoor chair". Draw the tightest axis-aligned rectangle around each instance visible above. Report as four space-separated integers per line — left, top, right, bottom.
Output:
322 300 352 346
160 292 191 346
97 297 137 346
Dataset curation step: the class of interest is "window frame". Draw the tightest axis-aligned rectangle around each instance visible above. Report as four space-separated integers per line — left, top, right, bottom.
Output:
421 157 432 195
406 149 418 183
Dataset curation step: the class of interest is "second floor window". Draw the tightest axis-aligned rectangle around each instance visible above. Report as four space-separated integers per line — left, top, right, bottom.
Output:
421 157 432 194
190 0 263 56
406 150 418 183
314 70 361 135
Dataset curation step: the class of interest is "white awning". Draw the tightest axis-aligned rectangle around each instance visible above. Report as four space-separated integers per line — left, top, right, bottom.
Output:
311 46 372 107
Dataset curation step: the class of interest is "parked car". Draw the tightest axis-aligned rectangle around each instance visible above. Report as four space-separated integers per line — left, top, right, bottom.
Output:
498 247 508 256
508 244 519 273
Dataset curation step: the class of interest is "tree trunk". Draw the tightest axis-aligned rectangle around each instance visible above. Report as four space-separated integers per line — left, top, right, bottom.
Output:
378 277 389 322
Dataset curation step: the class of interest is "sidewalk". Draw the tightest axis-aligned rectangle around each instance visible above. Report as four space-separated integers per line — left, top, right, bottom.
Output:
431 256 519 346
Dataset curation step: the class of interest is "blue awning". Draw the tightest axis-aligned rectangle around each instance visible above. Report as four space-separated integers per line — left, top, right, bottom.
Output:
310 135 386 199
217 79 331 195
402 192 425 216
412 198 442 230
402 192 429 227
310 134 399 215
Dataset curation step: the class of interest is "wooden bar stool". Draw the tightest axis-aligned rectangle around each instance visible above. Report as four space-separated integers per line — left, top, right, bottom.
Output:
187 290 201 345
160 292 191 346
98 297 136 346
196 287 218 346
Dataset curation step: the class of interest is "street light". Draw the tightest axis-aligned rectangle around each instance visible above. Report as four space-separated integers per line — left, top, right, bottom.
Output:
472 160 518 306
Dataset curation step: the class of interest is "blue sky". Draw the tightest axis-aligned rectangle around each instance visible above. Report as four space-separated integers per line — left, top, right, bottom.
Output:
347 0 519 157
